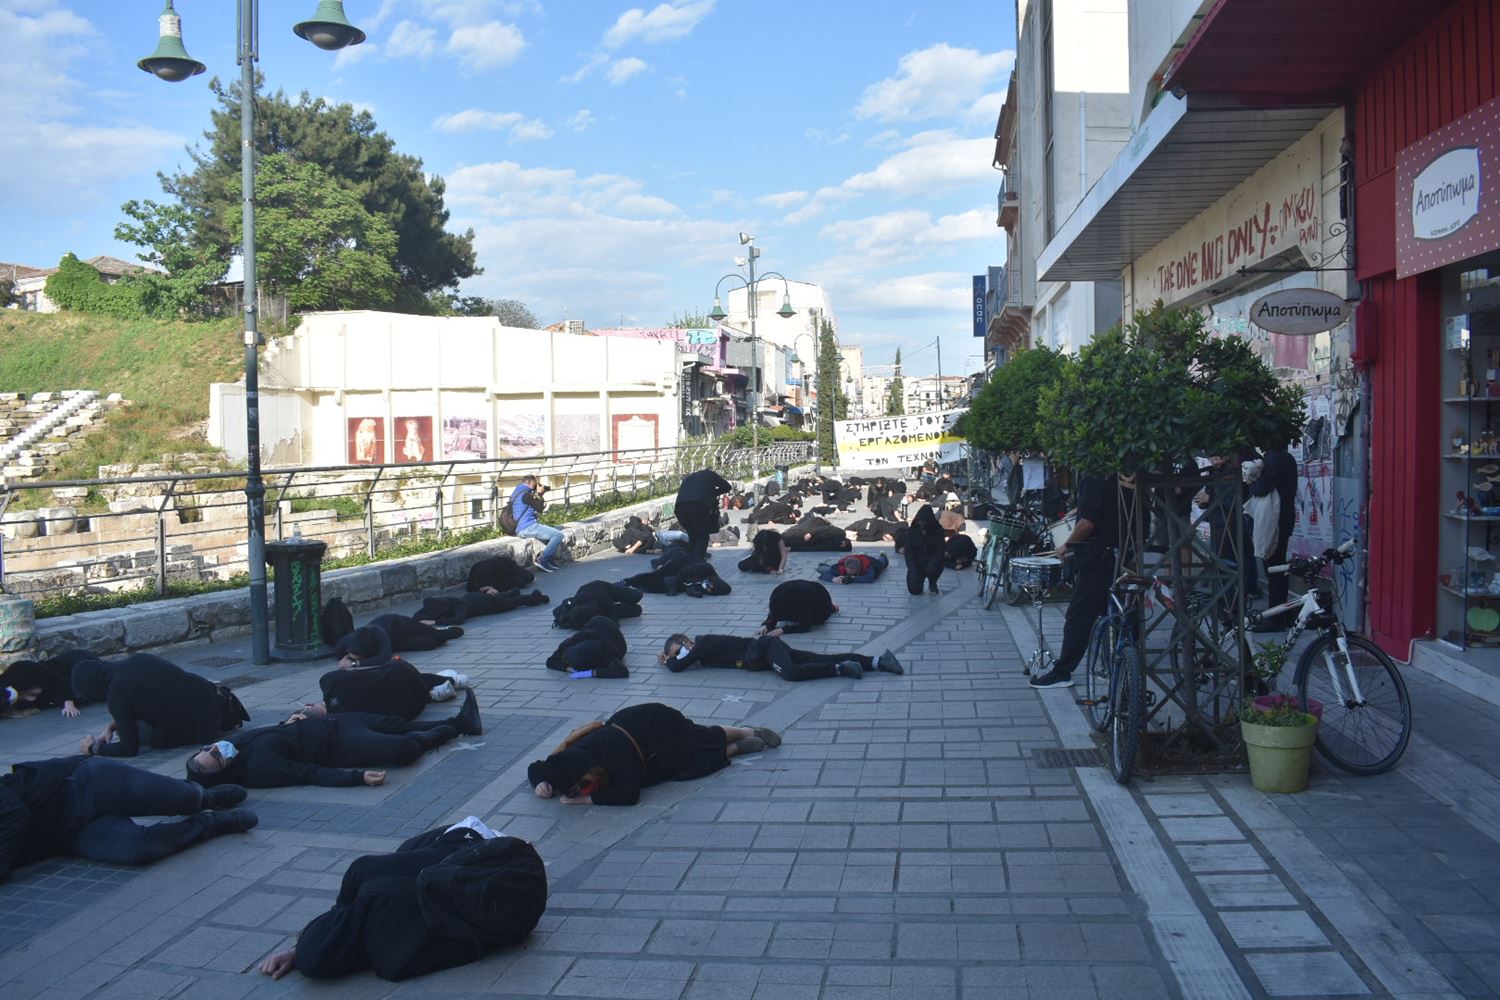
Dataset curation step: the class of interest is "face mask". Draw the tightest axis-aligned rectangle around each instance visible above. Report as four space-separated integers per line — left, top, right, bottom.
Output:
212 740 238 762
675 645 692 660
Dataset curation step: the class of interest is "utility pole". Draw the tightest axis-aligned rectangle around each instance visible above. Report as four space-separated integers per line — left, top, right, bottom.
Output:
936 337 944 411
747 244 760 456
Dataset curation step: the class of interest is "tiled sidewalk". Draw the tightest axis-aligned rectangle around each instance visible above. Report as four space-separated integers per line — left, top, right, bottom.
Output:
0 504 1494 999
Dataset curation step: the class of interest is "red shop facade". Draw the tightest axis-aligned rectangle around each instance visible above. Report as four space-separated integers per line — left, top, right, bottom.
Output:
1354 0 1500 658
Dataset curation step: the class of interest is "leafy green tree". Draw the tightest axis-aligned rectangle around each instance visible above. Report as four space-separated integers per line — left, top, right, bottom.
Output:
243 154 398 311
43 254 146 319
886 348 905 415
160 77 479 312
114 199 226 318
487 298 541 328
816 318 847 464
0 274 14 309
668 310 712 328
964 346 1067 453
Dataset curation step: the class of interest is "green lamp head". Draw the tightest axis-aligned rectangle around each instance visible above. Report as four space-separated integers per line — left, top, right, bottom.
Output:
708 298 727 322
138 2 206 82
294 0 367 50
776 294 796 318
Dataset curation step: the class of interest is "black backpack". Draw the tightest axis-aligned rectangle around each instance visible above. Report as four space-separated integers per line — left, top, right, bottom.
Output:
551 598 602 630
321 597 355 647
416 837 547 946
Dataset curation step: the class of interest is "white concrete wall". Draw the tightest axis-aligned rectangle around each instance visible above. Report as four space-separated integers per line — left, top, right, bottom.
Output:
723 280 835 354
1126 0 1216 127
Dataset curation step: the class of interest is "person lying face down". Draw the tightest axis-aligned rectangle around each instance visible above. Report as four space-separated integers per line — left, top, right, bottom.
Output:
70 653 247 759
739 529 790 574
659 633 904 682
817 552 890 585
747 497 800 525
757 580 839 636
333 615 464 670
845 517 904 543
623 546 731 596
0 754 257 881
1 649 96 718
314 660 471 721
465 555 535 593
944 533 978 570
259 817 546 983
782 516 853 552
185 697 481 789
527 703 779 806
414 589 549 627
545 616 630 679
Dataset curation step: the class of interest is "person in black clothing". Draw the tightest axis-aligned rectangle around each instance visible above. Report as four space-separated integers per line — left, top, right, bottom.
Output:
527 703 778 805
675 469 733 557
545 615 629 678
185 697 480 789
71 654 244 759
623 547 731 596
846 517 903 542
334 614 465 668
817 552 890 585
415 589 548 627
747 497 800 524
0 755 256 879
259 820 546 982
782 516 854 552
465 555 534 593
738 529 790 574
558 581 645 624
313 661 462 720
757 580 839 635
660 633 903 681
903 505 947 595
1031 473 1121 689
1 649 94 717
1252 443 1300 622
945 534 979 570
613 515 660 554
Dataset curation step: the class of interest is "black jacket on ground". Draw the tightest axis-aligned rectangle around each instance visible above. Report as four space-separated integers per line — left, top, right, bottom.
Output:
945 534 979 568
848 517 903 541
0 756 88 878
676 469 732 507
320 662 430 720
69 654 223 757
763 580 836 633
465 556 535 593
748 499 799 524
782 518 853 552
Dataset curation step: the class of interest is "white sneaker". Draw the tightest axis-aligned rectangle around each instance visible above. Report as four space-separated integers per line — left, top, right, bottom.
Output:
437 669 471 689
429 680 457 702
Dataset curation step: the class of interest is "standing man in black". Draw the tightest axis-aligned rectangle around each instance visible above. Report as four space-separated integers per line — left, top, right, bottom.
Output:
1251 441 1299 626
1031 474 1120 689
675 469 732 558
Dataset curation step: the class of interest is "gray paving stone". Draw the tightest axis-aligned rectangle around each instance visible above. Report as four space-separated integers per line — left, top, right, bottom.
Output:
1196 873 1300 908
1245 950 1371 997
1220 909 1331 949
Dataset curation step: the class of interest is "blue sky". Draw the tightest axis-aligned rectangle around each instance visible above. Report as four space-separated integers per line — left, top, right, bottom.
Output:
1 0 1015 378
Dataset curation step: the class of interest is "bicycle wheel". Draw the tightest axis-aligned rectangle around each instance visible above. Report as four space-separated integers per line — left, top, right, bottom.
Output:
1293 633 1411 775
1108 643 1144 784
982 542 1008 609
976 553 989 596
1083 614 1115 732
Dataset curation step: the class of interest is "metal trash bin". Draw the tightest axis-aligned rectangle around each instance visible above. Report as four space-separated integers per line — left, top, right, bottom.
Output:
265 537 328 661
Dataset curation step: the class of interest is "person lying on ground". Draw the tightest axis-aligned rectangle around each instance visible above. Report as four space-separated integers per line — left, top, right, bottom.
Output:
527 703 779 806
845 517 905 543
659 633 903 681
333 615 465 668
904 505 947 595
186 695 480 789
545 615 629 678
314 660 473 720
783 516 854 552
817 552 890 585
944 533 978 571
746 498 800 525
738 529 790 574
612 515 665 555
465 554 534 593
1 649 95 718
0 755 257 880
551 580 645 629
707 523 741 547
757 580 839 635
259 817 545 983
623 547 731 596
71 653 248 759
414 589 548 627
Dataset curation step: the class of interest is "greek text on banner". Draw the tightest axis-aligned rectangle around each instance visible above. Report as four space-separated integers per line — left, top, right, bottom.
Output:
834 408 968 470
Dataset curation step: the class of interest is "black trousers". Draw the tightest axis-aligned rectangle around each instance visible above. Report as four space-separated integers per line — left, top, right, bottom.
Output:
675 500 717 558
748 637 870 682
1056 547 1113 676
1264 525 1294 609
66 758 216 866
905 551 944 594
326 714 455 769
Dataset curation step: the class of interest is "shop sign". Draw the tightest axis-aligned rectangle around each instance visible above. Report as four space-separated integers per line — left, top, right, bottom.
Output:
1248 288 1350 336
1396 96 1500 278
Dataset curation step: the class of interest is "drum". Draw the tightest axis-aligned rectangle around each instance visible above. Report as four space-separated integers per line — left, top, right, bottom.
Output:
1047 515 1078 549
1009 555 1062 591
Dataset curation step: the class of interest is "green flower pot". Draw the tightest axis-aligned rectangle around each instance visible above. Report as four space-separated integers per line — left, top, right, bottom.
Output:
1241 715 1318 794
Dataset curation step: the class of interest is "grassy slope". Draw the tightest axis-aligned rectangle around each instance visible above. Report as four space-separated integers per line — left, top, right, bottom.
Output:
0 311 244 482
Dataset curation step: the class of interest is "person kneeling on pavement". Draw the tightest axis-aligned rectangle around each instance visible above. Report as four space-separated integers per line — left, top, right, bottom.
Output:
738 529 789 574
528 703 778 806
185 694 481 789
0 755 256 879
659 633 903 682
758 580 839 635
545 616 630 679
259 817 546 982
71 653 249 759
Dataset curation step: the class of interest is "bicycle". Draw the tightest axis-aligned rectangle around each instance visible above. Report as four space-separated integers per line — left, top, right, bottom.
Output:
1079 562 1155 783
976 508 1031 609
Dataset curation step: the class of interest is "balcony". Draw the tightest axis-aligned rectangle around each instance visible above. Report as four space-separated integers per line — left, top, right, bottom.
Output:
996 168 1019 231
985 264 1031 352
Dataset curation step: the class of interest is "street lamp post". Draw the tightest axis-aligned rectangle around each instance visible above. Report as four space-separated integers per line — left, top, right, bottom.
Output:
707 235 795 461
140 0 364 665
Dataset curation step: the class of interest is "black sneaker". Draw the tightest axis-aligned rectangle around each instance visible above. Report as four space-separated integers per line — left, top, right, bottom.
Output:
202 808 259 836
836 660 865 679
441 626 465 641
454 689 483 736
927 582 940 595
876 650 905 675
526 590 550 605
200 784 248 810
1029 667 1074 689
412 724 458 751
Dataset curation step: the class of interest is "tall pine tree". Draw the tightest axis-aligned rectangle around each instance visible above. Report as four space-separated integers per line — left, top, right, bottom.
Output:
886 348 906 415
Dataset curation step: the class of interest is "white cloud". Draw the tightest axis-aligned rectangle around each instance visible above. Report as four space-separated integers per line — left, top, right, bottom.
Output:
850 272 971 312
968 91 1005 122
562 53 608 84
432 109 525 133
805 127 851 146
332 41 377 69
603 1 716 48
418 0 540 25
1 119 182 205
856 43 1014 123
510 118 554 142
842 134 994 196
386 20 439 59
607 57 649 85
568 109 597 132
366 0 401 30
447 20 526 70
866 129 905 149
784 186 856 226
757 191 809 210
821 209 993 256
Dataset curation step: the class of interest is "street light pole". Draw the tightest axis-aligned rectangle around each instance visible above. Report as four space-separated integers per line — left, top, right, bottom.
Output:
746 242 759 456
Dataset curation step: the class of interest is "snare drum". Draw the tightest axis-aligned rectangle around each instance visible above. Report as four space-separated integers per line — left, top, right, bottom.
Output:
1047 515 1078 549
1009 555 1062 591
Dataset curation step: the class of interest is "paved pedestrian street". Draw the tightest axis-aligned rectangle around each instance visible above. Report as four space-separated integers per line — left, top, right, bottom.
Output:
2 505 1499 999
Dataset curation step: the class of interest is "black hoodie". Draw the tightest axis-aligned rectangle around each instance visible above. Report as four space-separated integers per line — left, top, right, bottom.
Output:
70 654 223 757
189 717 371 788
762 580 835 634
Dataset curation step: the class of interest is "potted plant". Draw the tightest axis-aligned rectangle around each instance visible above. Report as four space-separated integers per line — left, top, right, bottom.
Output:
1239 700 1319 793
1248 638 1324 720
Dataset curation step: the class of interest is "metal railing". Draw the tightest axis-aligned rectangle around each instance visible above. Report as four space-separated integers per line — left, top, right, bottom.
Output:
0 440 812 600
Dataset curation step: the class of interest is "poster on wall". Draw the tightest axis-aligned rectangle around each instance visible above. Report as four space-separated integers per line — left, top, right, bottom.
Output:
442 416 488 460
555 414 600 455
496 414 545 459
394 416 433 464
347 417 384 465
611 414 659 459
